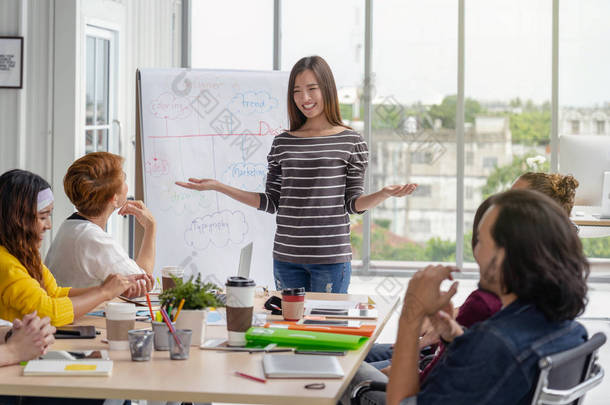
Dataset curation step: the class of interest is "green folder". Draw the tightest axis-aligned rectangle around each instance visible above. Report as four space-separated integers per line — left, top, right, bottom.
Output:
245 327 368 351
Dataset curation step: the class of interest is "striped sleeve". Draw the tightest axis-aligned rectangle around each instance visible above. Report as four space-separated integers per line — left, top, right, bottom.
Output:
258 138 282 214
345 134 368 214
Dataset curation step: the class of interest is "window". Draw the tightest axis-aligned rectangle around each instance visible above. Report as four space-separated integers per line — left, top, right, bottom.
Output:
482 157 498 169
282 0 363 90
464 0 551 263
466 151 474 166
414 184 431 198
84 27 114 154
410 219 431 234
191 0 273 70
597 120 606 135
465 185 474 200
411 151 434 164
560 0 610 260
370 0 457 262
187 2 610 272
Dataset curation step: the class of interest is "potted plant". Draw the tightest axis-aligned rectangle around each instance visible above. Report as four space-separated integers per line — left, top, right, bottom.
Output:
159 274 224 346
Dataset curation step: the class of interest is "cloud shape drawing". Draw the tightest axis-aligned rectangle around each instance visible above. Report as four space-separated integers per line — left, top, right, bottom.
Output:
184 210 248 250
229 91 278 115
150 92 192 120
221 162 267 192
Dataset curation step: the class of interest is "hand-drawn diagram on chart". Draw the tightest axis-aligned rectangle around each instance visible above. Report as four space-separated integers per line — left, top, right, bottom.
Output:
139 69 289 288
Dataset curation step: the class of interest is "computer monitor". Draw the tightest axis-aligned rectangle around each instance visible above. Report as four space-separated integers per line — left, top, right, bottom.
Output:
559 135 610 206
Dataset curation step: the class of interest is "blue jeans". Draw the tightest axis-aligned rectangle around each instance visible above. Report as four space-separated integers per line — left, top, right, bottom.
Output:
364 343 393 370
273 260 351 293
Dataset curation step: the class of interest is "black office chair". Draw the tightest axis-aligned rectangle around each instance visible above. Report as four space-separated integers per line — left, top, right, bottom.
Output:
351 332 606 405
530 332 606 405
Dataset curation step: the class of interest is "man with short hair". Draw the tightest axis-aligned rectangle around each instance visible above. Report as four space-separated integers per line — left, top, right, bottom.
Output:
354 190 589 405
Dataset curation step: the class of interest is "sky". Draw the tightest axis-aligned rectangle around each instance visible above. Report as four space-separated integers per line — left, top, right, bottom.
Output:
191 0 610 107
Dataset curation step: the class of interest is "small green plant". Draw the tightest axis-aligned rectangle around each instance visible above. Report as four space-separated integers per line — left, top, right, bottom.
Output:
159 274 224 310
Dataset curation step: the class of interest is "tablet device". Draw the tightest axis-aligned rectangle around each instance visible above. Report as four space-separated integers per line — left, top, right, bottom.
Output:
262 354 344 378
305 308 378 319
54 325 96 339
298 319 361 327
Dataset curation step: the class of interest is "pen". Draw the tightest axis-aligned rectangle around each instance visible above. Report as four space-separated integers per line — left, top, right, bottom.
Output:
234 371 266 383
173 298 185 322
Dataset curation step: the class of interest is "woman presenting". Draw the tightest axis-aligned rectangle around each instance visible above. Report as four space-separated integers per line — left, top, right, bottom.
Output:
177 56 416 293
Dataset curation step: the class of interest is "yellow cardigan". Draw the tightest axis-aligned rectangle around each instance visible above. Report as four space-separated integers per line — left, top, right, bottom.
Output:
0 246 74 326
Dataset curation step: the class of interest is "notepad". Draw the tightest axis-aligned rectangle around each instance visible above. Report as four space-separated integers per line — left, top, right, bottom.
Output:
23 360 113 376
262 354 344 378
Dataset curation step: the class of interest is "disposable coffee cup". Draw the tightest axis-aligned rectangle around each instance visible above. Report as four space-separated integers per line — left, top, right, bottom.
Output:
225 276 256 346
161 266 184 291
281 287 305 321
106 303 136 350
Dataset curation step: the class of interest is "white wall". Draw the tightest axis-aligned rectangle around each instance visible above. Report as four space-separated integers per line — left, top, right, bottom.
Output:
0 0 182 249
0 0 53 177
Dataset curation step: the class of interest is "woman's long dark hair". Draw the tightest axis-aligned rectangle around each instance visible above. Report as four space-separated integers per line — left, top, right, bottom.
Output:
0 169 50 286
287 56 350 131
491 189 589 321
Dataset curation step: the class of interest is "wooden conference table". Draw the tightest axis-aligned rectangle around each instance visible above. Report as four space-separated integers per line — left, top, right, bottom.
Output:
0 292 400 405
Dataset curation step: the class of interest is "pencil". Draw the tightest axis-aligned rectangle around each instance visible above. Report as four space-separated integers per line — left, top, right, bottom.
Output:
234 371 266 383
160 307 183 350
145 293 154 320
173 298 185 322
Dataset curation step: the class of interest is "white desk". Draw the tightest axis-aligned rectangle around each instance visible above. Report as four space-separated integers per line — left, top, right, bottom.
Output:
571 206 610 238
0 292 399 404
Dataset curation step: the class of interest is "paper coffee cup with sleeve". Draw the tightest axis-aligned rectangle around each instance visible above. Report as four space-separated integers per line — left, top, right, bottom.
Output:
225 276 256 346
105 302 136 350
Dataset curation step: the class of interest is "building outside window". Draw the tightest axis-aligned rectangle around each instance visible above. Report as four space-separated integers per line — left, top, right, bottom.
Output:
190 0 610 269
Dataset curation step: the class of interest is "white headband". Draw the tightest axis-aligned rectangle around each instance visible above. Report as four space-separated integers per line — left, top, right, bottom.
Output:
37 188 54 212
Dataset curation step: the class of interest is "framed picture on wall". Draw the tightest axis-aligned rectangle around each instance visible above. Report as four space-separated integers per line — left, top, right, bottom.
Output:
0 37 24 89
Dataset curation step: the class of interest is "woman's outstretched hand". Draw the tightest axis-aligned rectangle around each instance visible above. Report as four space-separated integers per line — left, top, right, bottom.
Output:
382 183 418 198
175 178 219 191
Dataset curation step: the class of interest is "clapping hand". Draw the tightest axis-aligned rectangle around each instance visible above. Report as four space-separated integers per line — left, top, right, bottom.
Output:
401 265 459 322
428 300 464 344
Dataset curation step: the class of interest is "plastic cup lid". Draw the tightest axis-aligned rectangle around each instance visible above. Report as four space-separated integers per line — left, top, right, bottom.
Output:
282 287 306 296
225 276 255 287
106 302 136 314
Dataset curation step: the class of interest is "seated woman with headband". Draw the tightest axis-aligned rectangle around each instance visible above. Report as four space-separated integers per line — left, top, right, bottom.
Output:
0 169 148 326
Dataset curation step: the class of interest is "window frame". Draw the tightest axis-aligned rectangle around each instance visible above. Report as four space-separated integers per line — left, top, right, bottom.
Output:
187 0 610 278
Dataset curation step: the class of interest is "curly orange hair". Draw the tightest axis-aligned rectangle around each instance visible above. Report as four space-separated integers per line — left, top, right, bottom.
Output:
64 152 124 217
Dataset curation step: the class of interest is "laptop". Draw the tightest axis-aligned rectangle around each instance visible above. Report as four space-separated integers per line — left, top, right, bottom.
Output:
237 242 253 278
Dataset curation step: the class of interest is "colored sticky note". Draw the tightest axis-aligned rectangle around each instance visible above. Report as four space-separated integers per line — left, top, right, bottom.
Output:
64 364 97 371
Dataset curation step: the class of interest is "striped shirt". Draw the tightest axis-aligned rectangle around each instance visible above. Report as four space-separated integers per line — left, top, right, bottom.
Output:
258 129 368 264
